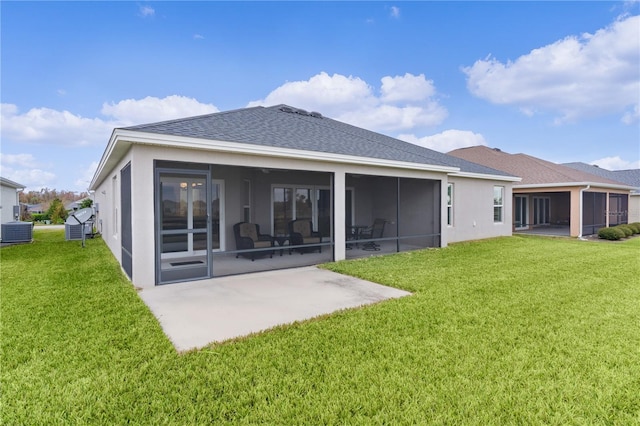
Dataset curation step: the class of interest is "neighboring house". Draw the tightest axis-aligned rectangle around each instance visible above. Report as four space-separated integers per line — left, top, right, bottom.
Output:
563 162 640 223
24 204 44 216
90 105 519 288
448 146 635 238
0 177 25 224
66 197 91 212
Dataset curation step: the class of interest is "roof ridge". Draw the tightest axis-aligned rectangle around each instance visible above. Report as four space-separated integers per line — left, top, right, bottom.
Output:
121 105 265 130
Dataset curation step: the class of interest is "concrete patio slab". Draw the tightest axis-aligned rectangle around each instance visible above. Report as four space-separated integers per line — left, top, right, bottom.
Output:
138 266 411 352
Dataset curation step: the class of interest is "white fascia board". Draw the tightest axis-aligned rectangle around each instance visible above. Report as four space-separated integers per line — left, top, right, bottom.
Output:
89 129 131 190
515 182 636 191
99 130 460 175
0 177 26 189
448 171 521 182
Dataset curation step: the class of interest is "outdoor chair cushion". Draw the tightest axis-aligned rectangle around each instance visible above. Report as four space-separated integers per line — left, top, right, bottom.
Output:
238 222 259 241
292 220 312 237
288 220 322 253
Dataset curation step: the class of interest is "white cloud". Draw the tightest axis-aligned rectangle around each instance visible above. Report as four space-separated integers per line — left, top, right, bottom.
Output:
390 6 400 18
193 34 205 40
622 104 639 124
75 161 99 190
397 130 488 153
1 104 114 146
1 96 219 147
380 73 436 102
590 155 640 170
0 153 56 191
101 95 218 124
0 153 39 168
463 14 640 123
248 72 447 131
139 5 155 18
1 96 218 190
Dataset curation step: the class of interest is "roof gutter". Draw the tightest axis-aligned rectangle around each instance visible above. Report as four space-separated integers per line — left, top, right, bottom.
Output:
578 184 591 240
448 171 521 182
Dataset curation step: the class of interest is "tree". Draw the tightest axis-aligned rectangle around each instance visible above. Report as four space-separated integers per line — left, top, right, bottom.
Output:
79 198 93 209
47 199 68 224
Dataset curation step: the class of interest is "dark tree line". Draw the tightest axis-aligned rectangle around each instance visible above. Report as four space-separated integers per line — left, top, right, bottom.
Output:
19 188 88 207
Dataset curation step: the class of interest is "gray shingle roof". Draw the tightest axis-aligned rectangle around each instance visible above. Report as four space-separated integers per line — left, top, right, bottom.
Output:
122 105 513 177
563 162 640 190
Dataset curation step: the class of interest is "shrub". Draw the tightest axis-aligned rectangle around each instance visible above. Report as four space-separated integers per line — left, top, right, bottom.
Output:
615 225 634 237
627 222 640 234
31 213 50 222
598 227 625 240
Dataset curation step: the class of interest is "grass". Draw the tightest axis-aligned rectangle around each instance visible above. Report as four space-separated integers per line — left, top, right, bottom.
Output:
2 229 639 424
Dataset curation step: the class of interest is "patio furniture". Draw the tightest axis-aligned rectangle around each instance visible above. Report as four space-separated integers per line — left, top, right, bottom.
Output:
359 218 386 251
347 224 368 249
274 236 291 256
233 222 274 261
288 220 322 253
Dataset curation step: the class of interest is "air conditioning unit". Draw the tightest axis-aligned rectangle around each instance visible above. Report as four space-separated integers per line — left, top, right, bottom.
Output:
1 221 33 243
65 221 93 241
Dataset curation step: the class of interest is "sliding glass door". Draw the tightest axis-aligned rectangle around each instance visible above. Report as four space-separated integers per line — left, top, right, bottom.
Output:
272 185 331 237
515 195 528 229
533 197 550 226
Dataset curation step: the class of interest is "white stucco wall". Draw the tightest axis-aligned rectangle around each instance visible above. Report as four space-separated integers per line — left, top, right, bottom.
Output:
446 176 513 243
629 194 640 223
0 183 21 224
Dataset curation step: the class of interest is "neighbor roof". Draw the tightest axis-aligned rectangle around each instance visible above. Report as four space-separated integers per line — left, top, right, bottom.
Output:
563 162 640 192
448 146 631 188
122 105 513 178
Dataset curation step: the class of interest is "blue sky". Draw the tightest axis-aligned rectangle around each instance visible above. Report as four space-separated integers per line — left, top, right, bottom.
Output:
1 1 639 191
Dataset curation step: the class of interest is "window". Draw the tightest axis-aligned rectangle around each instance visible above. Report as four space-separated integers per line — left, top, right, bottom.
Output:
447 183 454 226
493 186 504 223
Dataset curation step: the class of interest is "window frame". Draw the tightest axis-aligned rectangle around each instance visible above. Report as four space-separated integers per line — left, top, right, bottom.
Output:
447 183 454 226
493 186 504 223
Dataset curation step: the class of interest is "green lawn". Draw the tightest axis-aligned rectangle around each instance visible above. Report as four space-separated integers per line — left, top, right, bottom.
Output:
2 229 639 424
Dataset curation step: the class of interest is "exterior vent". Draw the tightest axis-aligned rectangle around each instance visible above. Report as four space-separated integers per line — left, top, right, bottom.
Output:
279 106 322 118
1 221 33 243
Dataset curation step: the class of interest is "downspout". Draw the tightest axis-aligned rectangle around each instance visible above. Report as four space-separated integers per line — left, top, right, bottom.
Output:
578 185 590 240
16 188 24 221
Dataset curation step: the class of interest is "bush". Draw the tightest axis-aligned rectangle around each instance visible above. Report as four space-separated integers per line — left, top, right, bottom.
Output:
598 227 626 240
31 213 50 222
615 225 634 237
627 222 640 234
